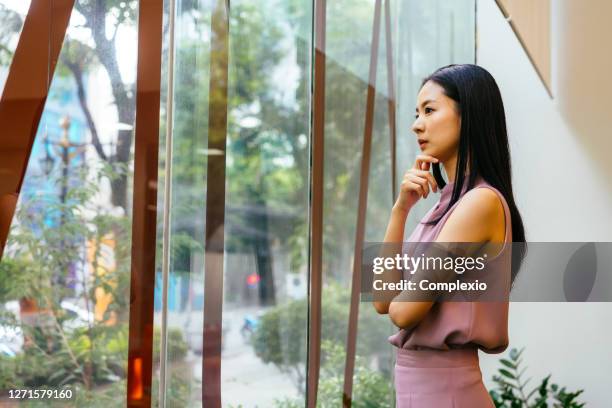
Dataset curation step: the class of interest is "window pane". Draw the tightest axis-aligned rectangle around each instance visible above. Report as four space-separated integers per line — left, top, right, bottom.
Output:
319 0 476 405
0 1 138 405
319 0 395 405
152 0 213 406
222 0 312 406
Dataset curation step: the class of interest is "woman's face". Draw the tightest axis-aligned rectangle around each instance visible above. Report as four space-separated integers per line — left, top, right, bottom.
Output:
411 80 461 162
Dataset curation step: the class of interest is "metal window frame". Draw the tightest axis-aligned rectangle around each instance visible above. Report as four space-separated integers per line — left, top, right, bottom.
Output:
201 0 230 406
126 0 164 406
306 0 327 406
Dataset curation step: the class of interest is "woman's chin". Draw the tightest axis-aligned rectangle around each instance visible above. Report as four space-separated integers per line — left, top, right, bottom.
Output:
420 145 441 159
419 144 431 154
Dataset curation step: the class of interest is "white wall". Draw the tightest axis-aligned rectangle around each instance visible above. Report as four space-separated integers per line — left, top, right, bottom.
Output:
476 0 612 405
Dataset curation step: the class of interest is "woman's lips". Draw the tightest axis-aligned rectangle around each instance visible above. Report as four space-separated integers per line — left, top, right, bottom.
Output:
418 139 428 148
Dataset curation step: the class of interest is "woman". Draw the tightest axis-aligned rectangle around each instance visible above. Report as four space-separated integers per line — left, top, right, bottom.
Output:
373 64 526 407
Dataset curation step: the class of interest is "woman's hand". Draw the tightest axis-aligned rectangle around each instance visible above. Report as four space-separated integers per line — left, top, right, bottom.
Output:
375 154 439 315
394 154 439 212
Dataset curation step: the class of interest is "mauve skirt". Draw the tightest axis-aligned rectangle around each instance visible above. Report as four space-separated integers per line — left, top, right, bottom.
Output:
394 348 494 408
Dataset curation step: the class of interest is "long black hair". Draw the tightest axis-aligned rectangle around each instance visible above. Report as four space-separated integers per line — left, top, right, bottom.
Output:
421 64 526 284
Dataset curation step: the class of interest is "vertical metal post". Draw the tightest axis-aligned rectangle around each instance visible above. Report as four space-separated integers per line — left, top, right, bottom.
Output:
307 0 327 406
158 0 177 406
127 0 164 406
201 1 230 406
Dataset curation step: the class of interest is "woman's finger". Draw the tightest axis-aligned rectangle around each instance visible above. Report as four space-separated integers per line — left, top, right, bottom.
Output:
405 180 425 197
413 154 439 170
408 174 430 198
413 169 438 192
404 171 436 195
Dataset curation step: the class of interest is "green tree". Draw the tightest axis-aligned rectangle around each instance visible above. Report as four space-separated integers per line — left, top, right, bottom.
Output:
0 4 22 65
0 165 131 396
0 164 190 402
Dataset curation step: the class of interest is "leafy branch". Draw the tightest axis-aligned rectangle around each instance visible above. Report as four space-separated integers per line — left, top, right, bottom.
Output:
490 347 585 408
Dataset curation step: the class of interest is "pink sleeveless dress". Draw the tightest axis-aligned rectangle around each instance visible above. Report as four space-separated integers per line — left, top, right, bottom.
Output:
388 175 512 408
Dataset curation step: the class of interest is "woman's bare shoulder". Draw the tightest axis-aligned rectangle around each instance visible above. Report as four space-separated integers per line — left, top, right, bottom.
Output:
436 187 504 243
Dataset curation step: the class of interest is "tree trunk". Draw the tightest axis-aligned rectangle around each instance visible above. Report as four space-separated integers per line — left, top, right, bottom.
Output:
252 200 276 306
76 1 135 212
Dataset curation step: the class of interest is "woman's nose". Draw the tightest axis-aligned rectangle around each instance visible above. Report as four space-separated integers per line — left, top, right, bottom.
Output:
412 118 423 134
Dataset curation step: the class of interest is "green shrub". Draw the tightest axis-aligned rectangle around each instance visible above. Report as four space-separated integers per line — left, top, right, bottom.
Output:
153 326 189 364
273 340 392 408
252 281 392 401
0 354 22 391
489 347 585 408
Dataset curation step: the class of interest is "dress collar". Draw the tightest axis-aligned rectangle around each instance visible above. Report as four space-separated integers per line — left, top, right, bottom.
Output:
438 174 483 200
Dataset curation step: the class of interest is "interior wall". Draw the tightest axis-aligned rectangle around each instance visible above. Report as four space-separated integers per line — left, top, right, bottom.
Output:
476 0 612 405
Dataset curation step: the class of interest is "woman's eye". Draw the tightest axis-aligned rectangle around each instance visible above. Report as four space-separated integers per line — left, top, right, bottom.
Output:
415 108 433 118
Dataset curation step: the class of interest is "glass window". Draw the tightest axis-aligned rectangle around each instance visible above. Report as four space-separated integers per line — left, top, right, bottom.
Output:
0 0 475 405
0 1 138 404
152 0 214 406
222 0 312 406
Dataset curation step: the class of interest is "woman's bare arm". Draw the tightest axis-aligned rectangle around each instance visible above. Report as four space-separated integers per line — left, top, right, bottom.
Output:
373 154 439 315
387 188 505 329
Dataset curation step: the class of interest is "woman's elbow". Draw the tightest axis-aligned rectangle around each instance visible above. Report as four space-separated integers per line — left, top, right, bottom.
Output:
372 301 389 314
388 302 415 329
